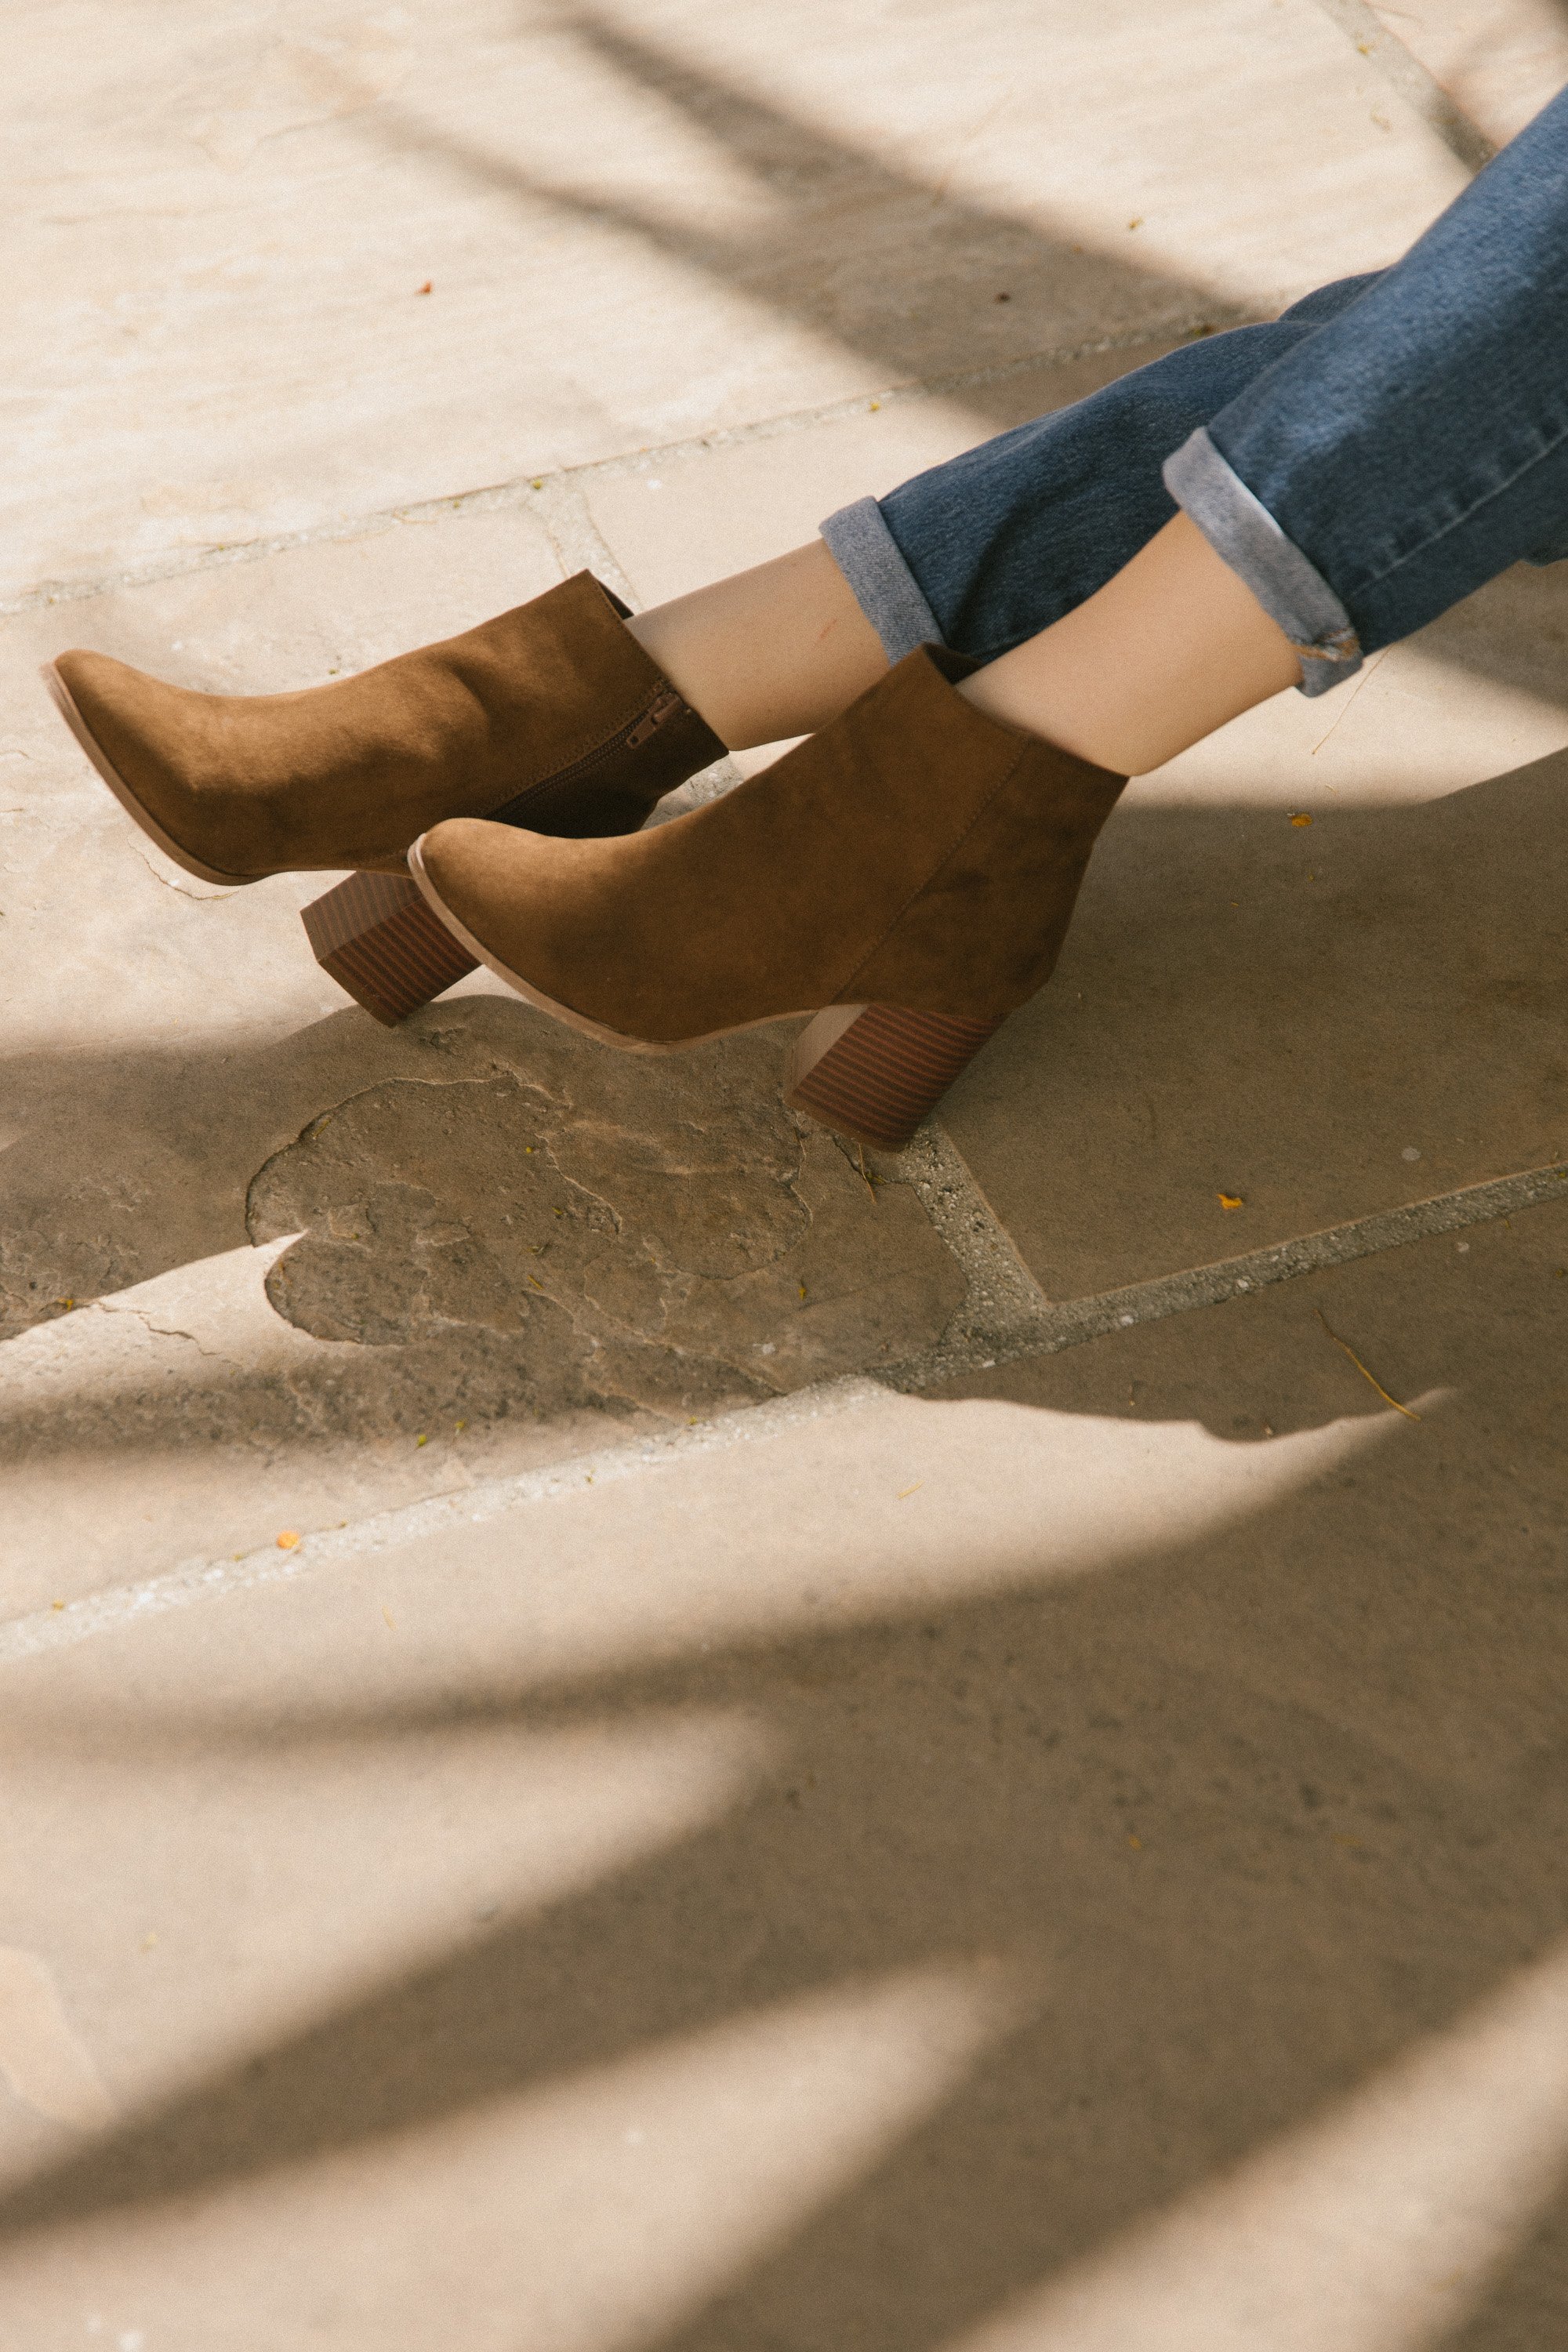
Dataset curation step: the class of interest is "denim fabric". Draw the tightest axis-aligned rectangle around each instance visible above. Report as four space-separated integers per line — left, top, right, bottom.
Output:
822 272 1379 670
1185 82 1568 666
1163 426 1363 694
823 80 1568 695
820 495 942 659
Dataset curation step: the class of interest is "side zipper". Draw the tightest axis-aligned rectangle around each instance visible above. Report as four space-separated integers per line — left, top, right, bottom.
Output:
487 688 686 826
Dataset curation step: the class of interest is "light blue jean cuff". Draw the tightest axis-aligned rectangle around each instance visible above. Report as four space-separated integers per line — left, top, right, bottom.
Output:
820 495 945 662
1162 428 1363 697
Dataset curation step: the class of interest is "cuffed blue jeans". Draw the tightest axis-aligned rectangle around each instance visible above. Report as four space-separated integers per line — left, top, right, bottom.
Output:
822 83 1568 699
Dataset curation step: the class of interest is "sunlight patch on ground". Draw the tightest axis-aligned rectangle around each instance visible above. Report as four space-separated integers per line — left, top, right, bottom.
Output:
947 1933 1568 2352
0 1962 1022 2348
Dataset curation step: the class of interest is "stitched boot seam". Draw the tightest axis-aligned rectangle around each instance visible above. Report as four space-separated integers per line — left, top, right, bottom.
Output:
829 735 1035 1007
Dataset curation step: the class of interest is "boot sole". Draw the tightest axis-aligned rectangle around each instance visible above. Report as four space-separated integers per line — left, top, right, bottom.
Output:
407 838 1001 1150
40 662 255 888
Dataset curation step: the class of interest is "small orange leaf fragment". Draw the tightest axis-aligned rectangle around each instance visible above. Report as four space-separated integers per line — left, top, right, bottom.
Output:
276 1530 302 1550
1218 1192 1244 1210
1290 811 1313 827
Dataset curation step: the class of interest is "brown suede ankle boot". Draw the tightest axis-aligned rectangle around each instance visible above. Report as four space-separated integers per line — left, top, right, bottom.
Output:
42 571 724 884
405 646 1126 1149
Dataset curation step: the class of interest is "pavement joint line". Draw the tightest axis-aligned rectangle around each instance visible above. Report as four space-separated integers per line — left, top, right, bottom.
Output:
2 311 1245 622
888 1152 1568 1388
887 1119 1055 1363
0 1375 893 1668
7 1155 1565 1669
1312 0 1496 173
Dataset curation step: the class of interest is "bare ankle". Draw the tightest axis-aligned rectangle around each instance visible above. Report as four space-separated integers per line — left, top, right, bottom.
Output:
958 514 1302 775
626 541 887 750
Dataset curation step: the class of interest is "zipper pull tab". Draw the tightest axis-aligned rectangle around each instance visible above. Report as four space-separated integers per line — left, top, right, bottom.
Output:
625 688 684 750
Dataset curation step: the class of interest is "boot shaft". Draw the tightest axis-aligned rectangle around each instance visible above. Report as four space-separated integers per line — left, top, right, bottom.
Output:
412 644 1126 1044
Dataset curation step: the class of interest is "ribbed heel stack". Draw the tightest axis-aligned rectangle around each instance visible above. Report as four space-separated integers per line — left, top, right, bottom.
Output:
301 872 478 1026
784 1002 1003 1150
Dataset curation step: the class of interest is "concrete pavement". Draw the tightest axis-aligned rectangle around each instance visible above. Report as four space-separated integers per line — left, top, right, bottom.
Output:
2 2 1566 2342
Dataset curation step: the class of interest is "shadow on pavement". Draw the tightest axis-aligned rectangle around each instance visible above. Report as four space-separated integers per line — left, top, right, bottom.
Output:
1 1200 1565 2341
5 737 1566 1407
361 2 1247 431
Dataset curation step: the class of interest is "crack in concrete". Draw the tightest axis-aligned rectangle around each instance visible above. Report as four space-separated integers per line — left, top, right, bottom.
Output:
125 841 240 902
89 1298 249 1372
884 1149 1568 1389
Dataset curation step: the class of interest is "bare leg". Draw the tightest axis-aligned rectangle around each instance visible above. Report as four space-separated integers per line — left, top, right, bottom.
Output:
630 512 1300 773
960 512 1302 774
626 541 887 750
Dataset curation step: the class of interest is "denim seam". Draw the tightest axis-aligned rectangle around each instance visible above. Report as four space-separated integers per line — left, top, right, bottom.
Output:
820 495 946 663
1336 402 1568 601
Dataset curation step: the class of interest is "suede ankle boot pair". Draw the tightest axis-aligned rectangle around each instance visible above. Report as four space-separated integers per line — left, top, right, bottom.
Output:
47 578 1124 1149
45 572 726 1021
409 645 1124 1145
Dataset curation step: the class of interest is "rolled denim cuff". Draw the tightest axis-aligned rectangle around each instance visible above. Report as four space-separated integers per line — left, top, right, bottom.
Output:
820 495 945 662
1162 428 1363 697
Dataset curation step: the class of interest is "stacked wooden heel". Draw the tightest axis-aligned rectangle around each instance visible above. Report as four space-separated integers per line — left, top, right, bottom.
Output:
300 872 477 1027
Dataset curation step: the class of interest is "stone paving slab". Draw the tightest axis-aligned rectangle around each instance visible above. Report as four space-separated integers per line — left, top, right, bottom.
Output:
583 342 1186 615
1335 0 1568 147
1 988 970 1605
0 1200 1563 2345
7 0 1464 607
941 560 1568 1298
1 490 965 1595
